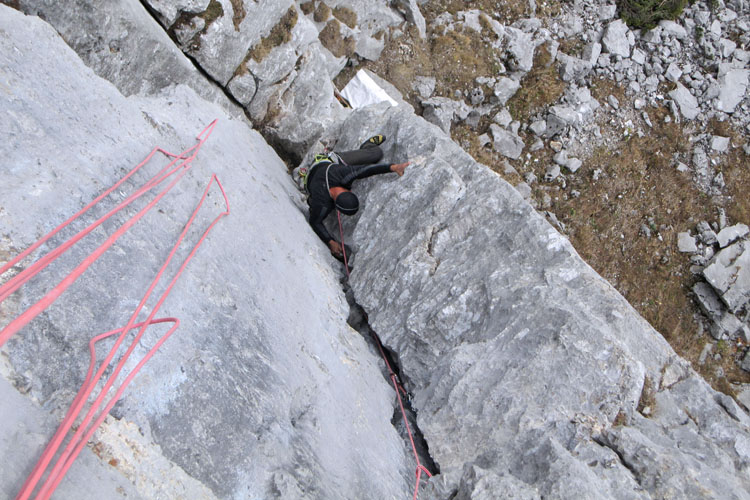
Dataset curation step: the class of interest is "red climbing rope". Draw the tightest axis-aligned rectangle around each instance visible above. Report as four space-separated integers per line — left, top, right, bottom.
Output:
0 121 217 346
2 121 230 500
336 213 432 499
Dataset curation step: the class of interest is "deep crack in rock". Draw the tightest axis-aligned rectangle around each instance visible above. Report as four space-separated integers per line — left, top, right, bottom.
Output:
345 286 440 478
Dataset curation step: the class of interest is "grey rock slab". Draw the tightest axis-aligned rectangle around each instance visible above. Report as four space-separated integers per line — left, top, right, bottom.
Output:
658 20 688 39
669 83 700 120
490 124 525 160
602 19 631 58
716 223 750 247
712 135 731 153
422 97 471 134
14 0 237 113
693 283 747 339
0 377 143 500
393 0 426 37
0 8 412 498
716 69 749 113
493 77 521 106
703 240 750 312
147 0 211 27
504 27 535 72
677 232 698 253
328 104 750 499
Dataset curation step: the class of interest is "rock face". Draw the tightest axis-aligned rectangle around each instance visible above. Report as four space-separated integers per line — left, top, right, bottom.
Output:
330 104 750 499
12 0 406 159
5 0 750 498
0 7 412 498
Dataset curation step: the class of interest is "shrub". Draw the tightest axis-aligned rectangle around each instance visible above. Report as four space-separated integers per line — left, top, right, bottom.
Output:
618 0 689 30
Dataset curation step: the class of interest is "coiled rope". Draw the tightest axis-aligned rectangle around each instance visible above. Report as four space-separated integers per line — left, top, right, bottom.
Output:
1 121 229 499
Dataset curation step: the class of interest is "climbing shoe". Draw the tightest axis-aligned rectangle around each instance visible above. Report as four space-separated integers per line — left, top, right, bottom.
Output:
364 134 386 146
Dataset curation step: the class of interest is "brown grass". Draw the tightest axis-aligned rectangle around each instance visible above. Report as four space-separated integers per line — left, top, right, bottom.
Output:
230 0 246 31
170 0 224 50
300 1 315 15
422 0 530 25
247 7 298 63
314 1 331 23
549 101 749 395
333 6 358 29
507 44 565 122
319 19 356 58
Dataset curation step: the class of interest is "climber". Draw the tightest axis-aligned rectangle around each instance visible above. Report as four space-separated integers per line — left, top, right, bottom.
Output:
304 135 410 259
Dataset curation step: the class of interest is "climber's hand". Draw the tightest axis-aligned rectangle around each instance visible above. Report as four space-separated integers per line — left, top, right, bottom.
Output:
390 162 410 177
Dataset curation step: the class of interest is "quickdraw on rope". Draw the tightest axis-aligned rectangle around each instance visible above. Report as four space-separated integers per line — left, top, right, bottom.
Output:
336 212 432 500
0 120 230 500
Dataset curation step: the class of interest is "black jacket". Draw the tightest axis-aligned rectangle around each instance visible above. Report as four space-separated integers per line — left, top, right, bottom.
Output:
307 161 391 243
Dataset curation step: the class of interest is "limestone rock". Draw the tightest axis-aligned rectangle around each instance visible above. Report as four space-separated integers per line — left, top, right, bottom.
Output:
716 69 749 113
493 77 521 105
602 19 631 58
678 232 698 253
394 0 426 37
504 27 535 72
669 83 700 120
13 0 234 109
703 240 750 312
717 223 750 248
490 124 524 159
422 97 471 134
0 8 412 498
332 104 750 499
693 283 747 339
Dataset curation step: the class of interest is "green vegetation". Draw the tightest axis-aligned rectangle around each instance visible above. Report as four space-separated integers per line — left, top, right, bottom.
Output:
618 0 690 30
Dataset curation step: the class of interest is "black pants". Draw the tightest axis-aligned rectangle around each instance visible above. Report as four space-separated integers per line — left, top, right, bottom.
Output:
335 141 383 166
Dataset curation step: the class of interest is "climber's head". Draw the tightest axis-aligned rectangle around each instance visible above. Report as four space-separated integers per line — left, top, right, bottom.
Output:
334 190 359 215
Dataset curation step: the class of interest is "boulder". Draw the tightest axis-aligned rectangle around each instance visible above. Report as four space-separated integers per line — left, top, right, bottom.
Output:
393 0 426 37
693 283 747 340
669 83 700 120
703 241 750 313
658 19 688 39
602 19 631 58
716 69 749 113
677 232 698 253
490 124 525 160
493 77 521 105
557 53 593 83
504 27 535 72
422 97 471 134
717 223 750 248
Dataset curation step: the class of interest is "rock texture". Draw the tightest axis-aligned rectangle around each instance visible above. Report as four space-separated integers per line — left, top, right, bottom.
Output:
0 7 411 498
329 104 750 498
5 0 750 498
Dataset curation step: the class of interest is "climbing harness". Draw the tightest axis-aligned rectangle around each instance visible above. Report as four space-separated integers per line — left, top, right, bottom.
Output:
2 120 230 500
336 213 433 499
